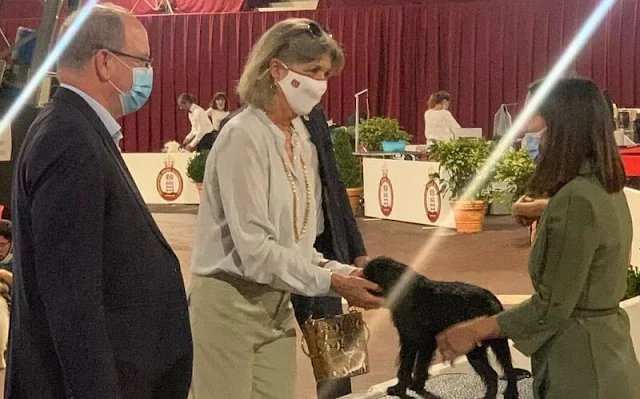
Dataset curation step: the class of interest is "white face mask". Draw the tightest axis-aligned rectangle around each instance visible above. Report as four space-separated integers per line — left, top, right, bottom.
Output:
277 63 327 116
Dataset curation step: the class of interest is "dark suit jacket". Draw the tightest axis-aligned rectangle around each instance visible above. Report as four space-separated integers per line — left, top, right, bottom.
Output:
303 107 367 263
7 88 192 398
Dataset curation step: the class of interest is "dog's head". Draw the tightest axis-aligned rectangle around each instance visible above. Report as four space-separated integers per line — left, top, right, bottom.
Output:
363 257 409 297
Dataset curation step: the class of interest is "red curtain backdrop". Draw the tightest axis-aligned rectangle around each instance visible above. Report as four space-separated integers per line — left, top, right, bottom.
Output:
2 0 640 151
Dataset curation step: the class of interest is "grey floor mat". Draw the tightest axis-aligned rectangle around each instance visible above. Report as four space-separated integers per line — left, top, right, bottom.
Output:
383 373 533 398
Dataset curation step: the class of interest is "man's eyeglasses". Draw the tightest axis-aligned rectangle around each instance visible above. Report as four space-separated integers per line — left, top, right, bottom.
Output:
107 49 153 68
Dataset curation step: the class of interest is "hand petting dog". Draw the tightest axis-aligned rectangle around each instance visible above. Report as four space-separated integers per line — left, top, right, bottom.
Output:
436 316 504 364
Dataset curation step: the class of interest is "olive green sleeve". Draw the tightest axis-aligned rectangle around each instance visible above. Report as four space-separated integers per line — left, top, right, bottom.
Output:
496 190 598 356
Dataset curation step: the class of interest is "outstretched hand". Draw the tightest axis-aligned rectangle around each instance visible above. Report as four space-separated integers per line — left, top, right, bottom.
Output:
436 318 484 363
436 316 502 364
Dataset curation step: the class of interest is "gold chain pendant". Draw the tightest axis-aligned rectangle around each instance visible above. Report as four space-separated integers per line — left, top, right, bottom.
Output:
281 156 311 242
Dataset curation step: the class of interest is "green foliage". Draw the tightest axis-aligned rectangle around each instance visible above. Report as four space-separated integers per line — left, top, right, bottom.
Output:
624 266 640 300
427 138 498 202
333 127 362 188
495 148 537 203
358 117 412 152
186 150 210 183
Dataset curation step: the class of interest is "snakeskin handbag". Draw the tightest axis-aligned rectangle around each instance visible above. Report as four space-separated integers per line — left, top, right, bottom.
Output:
300 309 370 382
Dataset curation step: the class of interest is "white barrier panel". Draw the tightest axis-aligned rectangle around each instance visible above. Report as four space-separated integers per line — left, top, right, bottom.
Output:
362 158 455 228
121 153 200 205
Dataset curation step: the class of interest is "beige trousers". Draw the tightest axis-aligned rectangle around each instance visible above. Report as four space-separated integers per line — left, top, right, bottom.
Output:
188 273 297 399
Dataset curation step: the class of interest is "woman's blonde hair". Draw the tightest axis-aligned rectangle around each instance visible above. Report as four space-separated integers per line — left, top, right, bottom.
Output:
237 18 345 109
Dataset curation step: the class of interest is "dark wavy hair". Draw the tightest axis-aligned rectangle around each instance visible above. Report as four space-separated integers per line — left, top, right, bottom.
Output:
209 92 228 111
528 78 625 196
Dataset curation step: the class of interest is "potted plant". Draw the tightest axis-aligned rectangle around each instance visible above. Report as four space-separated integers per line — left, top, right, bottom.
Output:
333 127 363 215
625 266 640 300
358 117 412 152
494 148 537 203
427 138 498 233
186 150 210 200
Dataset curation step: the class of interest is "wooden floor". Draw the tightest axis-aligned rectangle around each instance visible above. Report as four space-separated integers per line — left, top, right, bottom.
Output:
0 211 534 398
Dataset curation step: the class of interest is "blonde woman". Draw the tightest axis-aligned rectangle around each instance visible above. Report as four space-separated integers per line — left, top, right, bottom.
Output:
188 19 383 398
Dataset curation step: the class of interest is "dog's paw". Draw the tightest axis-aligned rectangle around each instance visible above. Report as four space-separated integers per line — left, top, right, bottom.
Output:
409 380 426 394
500 368 532 381
386 384 410 398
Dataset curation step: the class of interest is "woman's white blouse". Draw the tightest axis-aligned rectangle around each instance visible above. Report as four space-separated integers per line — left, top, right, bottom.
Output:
190 106 354 296
206 108 230 131
424 109 461 143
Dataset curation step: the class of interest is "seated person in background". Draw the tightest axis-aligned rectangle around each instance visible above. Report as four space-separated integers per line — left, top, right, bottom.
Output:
514 81 618 230
206 92 230 132
178 93 215 152
0 220 13 369
521 80 545 162
424 90 461 144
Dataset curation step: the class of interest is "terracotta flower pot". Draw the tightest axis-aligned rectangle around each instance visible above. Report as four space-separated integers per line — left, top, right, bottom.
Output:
346 187 364 216
450 200 487 234
195 183 203 201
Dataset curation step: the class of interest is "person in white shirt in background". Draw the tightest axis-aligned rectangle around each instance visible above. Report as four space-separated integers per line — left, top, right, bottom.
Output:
206 92 230 131
424 90 461 144
178 92 215 152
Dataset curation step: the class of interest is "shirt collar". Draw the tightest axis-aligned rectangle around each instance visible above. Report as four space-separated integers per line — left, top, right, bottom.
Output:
60 84 121 141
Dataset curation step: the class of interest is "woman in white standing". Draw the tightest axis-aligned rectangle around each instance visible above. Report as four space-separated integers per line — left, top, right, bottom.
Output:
206 92 230 132
188 19 383 399
424 90 461 144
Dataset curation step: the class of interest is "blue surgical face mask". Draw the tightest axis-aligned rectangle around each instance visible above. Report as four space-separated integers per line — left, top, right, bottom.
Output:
109 55 153 115
523 127 546 163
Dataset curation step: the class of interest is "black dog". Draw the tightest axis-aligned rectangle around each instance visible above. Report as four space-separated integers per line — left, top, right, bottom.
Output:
363 257 520 399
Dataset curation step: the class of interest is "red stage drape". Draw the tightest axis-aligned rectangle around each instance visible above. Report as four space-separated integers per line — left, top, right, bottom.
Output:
2 0 640 152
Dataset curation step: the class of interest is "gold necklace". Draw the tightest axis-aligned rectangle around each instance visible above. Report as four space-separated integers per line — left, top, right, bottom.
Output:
280 155 311 243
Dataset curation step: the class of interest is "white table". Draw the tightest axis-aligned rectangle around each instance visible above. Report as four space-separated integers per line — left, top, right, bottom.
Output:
362 157 455 229
122 152 200 205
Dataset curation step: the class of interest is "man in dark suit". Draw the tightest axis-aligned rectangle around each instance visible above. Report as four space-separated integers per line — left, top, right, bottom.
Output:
6 5 192 398
298 107 369 399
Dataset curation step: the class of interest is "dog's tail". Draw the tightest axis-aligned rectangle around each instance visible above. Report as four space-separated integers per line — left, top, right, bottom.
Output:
489 339 519 398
